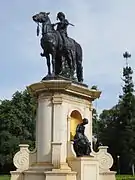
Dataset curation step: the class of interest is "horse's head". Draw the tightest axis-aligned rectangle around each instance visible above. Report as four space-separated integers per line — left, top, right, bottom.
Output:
32 12 50 23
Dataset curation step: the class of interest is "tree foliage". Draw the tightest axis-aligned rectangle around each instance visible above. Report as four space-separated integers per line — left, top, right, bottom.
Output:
98 64 135 173
0 90 36 173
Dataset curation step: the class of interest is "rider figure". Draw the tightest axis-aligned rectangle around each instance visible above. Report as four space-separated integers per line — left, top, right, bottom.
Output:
53 12 74 49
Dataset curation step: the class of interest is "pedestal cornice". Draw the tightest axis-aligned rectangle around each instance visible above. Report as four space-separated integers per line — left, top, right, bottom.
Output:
27 80 101 101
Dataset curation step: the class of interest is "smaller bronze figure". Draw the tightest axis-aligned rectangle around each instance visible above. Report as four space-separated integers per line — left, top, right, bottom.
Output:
73 118 91 157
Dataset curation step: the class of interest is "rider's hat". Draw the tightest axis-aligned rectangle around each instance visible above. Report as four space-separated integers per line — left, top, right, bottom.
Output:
57 12 65 20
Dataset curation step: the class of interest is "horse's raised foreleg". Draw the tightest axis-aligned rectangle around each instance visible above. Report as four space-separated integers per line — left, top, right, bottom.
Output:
45 54 51 75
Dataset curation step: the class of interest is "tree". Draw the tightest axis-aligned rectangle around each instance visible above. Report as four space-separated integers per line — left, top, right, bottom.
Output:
98 52 135 173
0 90 36 173
92 108 99 151
98 105 121 170
117 63 135 173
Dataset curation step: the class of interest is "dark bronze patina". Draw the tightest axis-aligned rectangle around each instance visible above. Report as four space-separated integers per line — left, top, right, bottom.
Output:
32 12 83 82
73 118 91 157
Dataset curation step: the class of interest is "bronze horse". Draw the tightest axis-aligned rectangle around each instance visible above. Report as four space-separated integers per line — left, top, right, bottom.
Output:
32 12 83 82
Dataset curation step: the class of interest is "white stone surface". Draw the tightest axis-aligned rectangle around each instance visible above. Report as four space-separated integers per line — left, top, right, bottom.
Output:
51 142 62 169
29 148 37 166
10 171 23 180
84 105 93 147
92 146 114 173
91 146 116 180
45 170 77 180
37 94 52 162
13 144 29 171
68 157 99 180
99 172 116 180
67 141 76 159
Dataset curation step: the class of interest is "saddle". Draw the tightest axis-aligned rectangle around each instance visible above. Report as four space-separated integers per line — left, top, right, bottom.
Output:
56 31 75 51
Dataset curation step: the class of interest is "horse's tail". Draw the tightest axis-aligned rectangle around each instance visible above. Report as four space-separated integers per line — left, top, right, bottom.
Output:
75 42 83 82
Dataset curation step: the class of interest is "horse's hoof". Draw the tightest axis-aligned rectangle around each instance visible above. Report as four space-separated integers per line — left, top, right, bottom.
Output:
79 81 83 83
51 72 55 77
46 74 51 77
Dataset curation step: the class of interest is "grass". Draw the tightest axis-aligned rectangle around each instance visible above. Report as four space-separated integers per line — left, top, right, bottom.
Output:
0 175 10 180
0 174 135 180
116 175 135 180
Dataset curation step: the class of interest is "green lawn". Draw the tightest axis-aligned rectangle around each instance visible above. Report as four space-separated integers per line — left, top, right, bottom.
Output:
0 176 10 180
116 175 135 180
0 174 135 180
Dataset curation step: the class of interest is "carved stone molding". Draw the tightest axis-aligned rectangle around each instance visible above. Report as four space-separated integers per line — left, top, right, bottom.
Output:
28 80 101 102
13 144 30 171
52 95 63 104
67 141 76 158
92 146 113 172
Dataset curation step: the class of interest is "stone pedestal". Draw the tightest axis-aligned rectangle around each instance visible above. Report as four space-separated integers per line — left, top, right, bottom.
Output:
28 79 101 165
99 172 116 180
68 157 99 180
10 79 115 180
45 170 77 180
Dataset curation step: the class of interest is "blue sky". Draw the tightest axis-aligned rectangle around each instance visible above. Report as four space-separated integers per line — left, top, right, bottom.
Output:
0 0 135 113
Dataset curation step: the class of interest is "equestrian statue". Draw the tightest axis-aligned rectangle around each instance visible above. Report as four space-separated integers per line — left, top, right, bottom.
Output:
32 12 83 82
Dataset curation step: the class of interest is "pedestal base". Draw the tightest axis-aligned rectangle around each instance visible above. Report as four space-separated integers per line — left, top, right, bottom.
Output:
10 171 23 180
11 164 76 180
68 157 99 180
45 169 76 180
99 172 116 180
